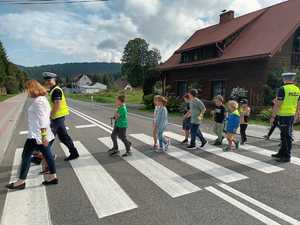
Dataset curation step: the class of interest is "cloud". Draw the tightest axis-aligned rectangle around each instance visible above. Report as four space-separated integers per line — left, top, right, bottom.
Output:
0 0 285 66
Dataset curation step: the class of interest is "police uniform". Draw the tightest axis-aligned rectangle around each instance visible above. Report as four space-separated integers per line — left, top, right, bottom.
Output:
43 72 79 161
275 74 300 161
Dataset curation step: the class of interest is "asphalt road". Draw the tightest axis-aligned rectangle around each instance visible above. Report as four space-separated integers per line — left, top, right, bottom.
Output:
1 98 300 225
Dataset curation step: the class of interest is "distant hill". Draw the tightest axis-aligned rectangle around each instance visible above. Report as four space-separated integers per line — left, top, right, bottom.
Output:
18 62 122 80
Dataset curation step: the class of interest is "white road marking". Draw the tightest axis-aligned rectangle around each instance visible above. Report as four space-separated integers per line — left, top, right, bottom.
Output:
205 186 280 225
75 124 97 129
69 109 112 133
19 127 69 135
165 131 284 174
131 134 247 183
201 132 300 166
99 137 201 198
1 148 52 225
218 183 300 225
60 141 137 219
70 107 113 131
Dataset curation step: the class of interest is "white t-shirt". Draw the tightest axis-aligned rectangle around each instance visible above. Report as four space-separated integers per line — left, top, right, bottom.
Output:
27 96 55 144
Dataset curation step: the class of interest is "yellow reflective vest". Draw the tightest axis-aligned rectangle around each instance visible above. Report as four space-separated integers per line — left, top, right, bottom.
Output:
49 86 69 119
278 84 300 117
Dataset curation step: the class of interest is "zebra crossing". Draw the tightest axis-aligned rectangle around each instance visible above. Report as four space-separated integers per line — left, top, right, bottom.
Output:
3 108 300 225
2 135 300 225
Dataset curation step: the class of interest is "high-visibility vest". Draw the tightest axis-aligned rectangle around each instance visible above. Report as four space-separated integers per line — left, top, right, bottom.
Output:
49 86 69 119
278 84 300 117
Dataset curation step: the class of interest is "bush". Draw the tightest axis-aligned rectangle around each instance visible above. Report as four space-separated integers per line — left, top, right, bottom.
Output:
167 96 181 113
258 108 272 121
143 94 155 109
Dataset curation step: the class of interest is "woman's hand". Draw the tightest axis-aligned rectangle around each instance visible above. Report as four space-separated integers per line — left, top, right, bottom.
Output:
42 138 49 147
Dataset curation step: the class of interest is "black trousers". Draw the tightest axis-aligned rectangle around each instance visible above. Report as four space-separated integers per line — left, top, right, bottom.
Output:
111 126 131 152
51 117 78 155
278 116 294 159
267 116 279 138
240 124 248 143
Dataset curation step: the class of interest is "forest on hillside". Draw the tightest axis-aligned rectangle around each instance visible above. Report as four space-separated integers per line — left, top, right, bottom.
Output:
19 62 122 81
0 41 27 95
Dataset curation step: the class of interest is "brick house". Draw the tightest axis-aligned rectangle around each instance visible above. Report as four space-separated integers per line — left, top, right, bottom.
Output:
158 0 300 106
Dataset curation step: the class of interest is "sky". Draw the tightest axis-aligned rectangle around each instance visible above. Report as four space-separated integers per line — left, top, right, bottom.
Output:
0 0 285 67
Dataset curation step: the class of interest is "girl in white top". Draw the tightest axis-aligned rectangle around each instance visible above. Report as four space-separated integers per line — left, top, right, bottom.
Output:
6 80 58 190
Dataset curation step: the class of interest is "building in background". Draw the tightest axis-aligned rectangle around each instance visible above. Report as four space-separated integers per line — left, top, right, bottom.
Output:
79 82 107 94
158 0 300 106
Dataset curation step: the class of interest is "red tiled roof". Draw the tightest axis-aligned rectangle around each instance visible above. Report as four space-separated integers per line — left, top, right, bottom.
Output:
176 9 265 53
159 0 300 71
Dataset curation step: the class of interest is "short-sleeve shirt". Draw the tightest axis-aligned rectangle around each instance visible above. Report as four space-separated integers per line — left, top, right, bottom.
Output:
214 105 226 123
115 104 128 128
50 85 62 102
190 98 206 124
276 87 285 101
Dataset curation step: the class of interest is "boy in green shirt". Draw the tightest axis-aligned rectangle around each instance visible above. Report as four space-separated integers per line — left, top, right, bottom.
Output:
109 95 132 157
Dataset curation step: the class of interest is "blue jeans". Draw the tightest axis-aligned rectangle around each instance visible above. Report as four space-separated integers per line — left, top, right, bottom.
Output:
157 129 167 148
19 139 56 180
190 123 206 146
278 116 294 159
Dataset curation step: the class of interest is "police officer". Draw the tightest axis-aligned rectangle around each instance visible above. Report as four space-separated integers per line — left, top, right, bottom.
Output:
270 72 300 163
43 72 79 161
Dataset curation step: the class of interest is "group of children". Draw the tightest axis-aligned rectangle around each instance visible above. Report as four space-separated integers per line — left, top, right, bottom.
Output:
212 96 251 151
109 92 251 158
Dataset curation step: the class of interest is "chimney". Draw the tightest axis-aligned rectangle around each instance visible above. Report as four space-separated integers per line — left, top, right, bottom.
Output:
220 10 234 24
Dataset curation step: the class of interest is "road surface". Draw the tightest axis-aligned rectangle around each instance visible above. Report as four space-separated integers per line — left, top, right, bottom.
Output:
1 99 300 225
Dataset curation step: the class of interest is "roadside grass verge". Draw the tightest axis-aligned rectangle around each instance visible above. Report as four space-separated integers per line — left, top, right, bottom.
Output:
0 94 15 102
67 89 143 104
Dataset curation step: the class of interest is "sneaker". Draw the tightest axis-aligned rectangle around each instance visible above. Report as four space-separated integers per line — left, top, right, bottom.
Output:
235 141 240 150
275 157 291 163
108 148 117 152
64 153 79 161
152 145 158 150
200 140 208 148
181 139 188 144
213 141 222 146
122 151 132 157
155 148 164 153
165 138 171 151
110 150 120 156
187 145 196 150
223 147 230 152
263 135 270 140
271 153 281 159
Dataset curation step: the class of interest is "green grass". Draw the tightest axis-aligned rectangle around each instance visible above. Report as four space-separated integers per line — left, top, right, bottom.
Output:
67 89 143 104
0 94 15 102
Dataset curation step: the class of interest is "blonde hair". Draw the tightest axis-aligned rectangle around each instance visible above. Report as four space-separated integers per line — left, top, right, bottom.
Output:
154 95 161 101
26 80 47 98
214 95 224 103
156 96 168 106
227 100 239 110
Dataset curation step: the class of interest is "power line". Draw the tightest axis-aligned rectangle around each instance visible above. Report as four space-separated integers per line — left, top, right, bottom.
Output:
0 0 108 4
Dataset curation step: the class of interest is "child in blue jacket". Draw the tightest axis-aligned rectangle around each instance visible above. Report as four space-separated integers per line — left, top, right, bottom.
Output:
224 100 240 151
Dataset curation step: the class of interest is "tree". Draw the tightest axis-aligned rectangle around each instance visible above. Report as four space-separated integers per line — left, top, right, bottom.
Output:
121 38 161 87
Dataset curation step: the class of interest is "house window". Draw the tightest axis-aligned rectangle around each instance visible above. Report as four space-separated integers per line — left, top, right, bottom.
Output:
177 81 188 97
212 80 225 97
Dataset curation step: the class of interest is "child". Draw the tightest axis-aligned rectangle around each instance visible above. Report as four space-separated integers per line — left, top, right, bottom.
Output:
155 96 170 152
213 95 227 146
109 95 132 157
181 94 192 144
224 100 240 151
240 99 251 145
152 95 160 149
